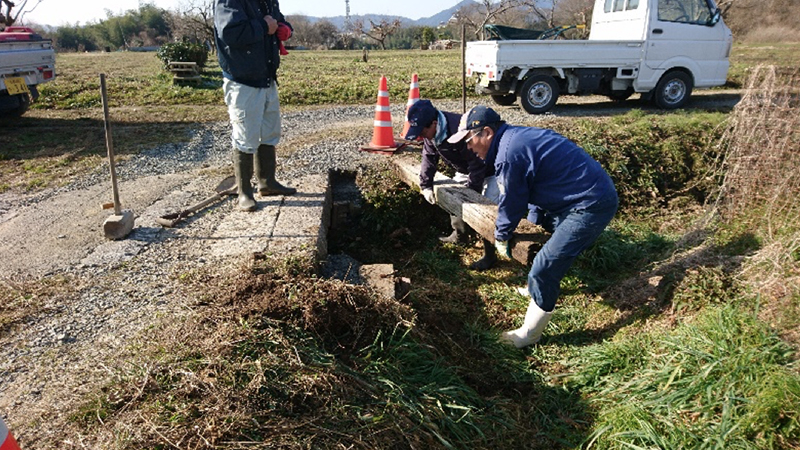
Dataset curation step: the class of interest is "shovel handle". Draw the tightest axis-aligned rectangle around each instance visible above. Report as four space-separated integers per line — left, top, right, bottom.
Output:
100 74 122 216
156 187 237 228
183 189 232 214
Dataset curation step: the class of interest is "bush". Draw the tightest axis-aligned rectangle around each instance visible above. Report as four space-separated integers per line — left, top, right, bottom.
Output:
156 41 209 70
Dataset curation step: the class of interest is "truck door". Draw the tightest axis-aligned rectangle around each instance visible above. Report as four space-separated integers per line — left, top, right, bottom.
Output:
644 0 730 87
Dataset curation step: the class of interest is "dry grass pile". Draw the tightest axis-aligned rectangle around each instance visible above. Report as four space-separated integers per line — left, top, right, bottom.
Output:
717 65 800 230
715 64 800 337
67 260 421 449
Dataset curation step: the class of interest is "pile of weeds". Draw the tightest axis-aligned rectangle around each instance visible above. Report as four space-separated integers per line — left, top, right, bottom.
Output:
68 257 532 449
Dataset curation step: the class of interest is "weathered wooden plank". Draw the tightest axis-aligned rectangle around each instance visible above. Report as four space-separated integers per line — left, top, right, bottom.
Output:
393 155 546 265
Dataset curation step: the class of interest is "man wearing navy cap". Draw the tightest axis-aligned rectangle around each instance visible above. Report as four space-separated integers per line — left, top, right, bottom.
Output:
448 105 618 348
405 99 498 271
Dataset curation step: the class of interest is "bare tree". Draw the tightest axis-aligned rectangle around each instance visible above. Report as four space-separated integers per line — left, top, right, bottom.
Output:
171 0 215 49
455 0 551 39
285 14 313 48
352 18 401 50
554 0 594 37
1 0 43 28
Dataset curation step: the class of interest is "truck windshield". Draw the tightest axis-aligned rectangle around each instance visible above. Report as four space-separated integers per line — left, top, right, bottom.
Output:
657 0 713 24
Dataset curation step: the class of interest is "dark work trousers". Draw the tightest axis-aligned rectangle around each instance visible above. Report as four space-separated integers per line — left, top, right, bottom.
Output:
524 192 618 312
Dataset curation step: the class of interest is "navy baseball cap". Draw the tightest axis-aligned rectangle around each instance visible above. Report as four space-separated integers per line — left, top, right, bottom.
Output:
447 105 502 143
404 99 438 141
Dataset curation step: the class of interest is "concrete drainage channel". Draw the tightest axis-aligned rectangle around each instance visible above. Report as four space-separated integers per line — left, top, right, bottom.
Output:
319 170 405 300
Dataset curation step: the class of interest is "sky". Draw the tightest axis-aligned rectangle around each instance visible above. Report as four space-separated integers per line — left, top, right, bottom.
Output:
22 0 466 27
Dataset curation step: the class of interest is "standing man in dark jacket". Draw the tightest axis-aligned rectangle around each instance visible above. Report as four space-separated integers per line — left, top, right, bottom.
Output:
215 0 295 212
448 106 618 347
405 100 498 271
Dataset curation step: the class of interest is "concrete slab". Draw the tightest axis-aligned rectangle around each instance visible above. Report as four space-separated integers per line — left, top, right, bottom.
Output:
266 174 331 263
203 174 331 264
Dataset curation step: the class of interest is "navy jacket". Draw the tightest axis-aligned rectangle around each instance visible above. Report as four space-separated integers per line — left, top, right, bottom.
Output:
420 111 490 193
214 0 289 87
486 124 617 241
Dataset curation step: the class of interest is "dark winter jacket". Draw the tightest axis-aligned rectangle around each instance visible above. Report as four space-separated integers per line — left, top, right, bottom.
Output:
420 111 491 193
486 124 617 241
214 0 290 88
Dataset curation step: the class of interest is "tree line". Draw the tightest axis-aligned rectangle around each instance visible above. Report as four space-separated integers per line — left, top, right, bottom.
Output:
4 0 799 53
5 0 595 52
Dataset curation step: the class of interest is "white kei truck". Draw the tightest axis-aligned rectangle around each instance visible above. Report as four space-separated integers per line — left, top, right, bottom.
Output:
0 26 57 117
465 0 733 114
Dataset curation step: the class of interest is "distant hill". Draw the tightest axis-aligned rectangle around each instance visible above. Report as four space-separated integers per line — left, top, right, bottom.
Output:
292 0 476 29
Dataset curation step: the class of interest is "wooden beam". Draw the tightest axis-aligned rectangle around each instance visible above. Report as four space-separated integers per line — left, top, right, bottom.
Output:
393 155 547 265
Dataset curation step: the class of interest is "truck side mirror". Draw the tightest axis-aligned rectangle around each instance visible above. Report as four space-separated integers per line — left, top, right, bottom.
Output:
707 8 721 26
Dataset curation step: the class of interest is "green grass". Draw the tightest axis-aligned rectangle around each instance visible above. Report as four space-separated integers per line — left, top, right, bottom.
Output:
32 49 467 114
726 42 800 88
572 305 800 449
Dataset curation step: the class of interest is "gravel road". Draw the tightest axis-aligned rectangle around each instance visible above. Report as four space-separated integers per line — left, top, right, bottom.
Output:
0 91 740 447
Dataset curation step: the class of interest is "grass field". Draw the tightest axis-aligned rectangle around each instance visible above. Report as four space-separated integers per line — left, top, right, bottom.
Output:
2 43 800 449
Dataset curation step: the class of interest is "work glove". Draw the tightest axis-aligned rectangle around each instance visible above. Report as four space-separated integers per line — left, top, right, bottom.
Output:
276 23 292 41
495 239 511 259
453 172 469 184
422 188 436 205
276 23 292 55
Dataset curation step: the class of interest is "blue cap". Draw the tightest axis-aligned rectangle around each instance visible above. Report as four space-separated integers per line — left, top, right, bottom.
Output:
447 105 502 143
404 99 438 141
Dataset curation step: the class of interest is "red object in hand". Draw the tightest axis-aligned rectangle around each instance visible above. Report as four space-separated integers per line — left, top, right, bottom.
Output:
276 23 291 55
276 23 292 41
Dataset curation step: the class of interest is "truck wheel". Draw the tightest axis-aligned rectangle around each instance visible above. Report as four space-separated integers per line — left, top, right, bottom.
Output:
0 93 31 118
491 93 517 106
608 89 633 102
653 71 693 109
520 74 559 114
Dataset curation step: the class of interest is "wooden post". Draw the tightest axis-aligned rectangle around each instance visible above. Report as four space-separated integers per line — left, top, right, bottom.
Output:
461 24 467 114
393 156 547 265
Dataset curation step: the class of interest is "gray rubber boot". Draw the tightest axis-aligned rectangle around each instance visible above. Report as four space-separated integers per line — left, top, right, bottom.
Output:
255 144 296 196
439 215 468 244
469 239 497 271
234 150 256 211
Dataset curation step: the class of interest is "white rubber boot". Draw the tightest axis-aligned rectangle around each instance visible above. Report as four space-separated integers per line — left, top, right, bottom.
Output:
501 298 552 348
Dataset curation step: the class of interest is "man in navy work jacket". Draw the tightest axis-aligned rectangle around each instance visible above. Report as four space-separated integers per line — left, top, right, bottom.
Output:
405 99 498 271
215 0 295 212
448 106 618 347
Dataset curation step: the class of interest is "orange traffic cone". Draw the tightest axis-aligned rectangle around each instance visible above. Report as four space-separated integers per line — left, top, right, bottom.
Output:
400 73 420 140
0 418 21 450
361 76 404 154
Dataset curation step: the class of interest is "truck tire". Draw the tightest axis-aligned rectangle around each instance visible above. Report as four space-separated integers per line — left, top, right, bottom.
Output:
653 71 693 109
0 92 31 118
491 93 517 106
519 74 559 114
608 89 633 102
